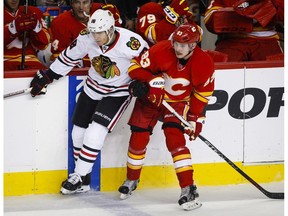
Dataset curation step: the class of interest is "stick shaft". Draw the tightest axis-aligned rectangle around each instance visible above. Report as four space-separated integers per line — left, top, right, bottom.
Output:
20 0 29 70
4 88 32 98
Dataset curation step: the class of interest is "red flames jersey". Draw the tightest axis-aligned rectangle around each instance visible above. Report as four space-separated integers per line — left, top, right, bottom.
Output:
136 2 178 47
4 6 50 70
204 0 283 38
128 40 215 115
50 3 122 66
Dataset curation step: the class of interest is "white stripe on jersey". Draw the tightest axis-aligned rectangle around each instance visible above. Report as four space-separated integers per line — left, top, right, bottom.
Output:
58 49 82 67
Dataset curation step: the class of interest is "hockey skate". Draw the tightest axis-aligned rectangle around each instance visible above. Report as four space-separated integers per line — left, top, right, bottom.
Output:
118 179 139 200
60 173 91 195
178 185 202 211
76 173 91 193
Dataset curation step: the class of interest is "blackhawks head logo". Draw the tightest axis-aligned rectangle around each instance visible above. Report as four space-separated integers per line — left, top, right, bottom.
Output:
126 37 141 50
91 55 120 78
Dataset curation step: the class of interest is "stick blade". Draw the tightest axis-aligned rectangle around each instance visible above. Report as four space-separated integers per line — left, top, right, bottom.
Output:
266 192 284 199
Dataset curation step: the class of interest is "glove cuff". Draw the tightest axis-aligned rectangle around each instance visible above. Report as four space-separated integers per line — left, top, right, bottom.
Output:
187 114 205 124
8 20 17 35
164 6 179 24
46 68 63 81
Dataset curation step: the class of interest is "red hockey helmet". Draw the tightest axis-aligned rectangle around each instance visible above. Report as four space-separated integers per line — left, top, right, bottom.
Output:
172 24 201 44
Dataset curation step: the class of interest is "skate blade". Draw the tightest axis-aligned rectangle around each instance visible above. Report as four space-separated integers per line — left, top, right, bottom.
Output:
120 192 132 200
60 187 77 195
60 185 90 195
181 200 202 211
76 185 91 193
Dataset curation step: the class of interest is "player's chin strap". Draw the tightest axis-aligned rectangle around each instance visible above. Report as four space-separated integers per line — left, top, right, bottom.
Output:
104 27 115 46
162 100 284 200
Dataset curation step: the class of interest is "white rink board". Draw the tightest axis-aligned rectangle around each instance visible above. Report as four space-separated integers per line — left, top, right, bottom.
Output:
4 77 69 173
244 67 284 163
3 66 284 173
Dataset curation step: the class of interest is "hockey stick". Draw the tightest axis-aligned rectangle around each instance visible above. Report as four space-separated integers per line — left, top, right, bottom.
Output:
4 87 47 98
4 87 32 98
162 100 284 199
20 0 28 70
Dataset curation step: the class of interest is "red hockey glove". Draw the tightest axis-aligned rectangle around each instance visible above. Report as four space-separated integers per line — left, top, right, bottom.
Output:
30 70 52 97
128 80 149 99
184 114 205 141
147 76 165 107
164 0 190 24
233 0 277 27
9 13 38 35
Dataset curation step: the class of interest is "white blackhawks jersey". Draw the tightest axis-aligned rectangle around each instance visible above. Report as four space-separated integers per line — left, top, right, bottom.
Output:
50 27 149 100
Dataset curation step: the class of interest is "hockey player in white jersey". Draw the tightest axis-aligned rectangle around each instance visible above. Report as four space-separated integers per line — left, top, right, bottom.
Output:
29 9 149 194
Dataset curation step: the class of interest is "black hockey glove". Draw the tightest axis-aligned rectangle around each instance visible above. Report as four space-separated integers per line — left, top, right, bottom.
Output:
128 80 149 99
30 69 62 97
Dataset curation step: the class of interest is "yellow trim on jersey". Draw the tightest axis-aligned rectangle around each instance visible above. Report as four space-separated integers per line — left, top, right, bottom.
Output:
204 6 223 24
145 23 157 44
193 90 213 103
128 60 142 74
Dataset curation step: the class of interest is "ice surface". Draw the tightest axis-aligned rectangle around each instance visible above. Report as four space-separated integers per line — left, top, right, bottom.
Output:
4 182 284 216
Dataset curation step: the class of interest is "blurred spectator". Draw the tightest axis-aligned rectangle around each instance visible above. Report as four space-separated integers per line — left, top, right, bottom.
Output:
114 0 138 31
137 0 228 62
204 0 284 61
36 0 69 6
136 0 197 47
4 0 50 70
49 0 122 67
94 0 140 31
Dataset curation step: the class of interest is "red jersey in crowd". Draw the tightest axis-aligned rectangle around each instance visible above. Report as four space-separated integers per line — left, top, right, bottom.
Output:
136 1 196 47
4 6 50 70
204 0 284 61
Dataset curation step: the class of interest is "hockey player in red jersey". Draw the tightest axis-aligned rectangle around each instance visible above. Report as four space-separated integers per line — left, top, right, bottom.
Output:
118 23 215 210
135 0 228 62
4 0 50 70
136 0 196 46
29 9 149 195
204 0 284 61
50 0 122 66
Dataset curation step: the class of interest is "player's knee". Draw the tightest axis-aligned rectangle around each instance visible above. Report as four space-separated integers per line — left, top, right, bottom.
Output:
71 125 86 148
129 131 150 152
83 121 109 150
163 125 186 153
